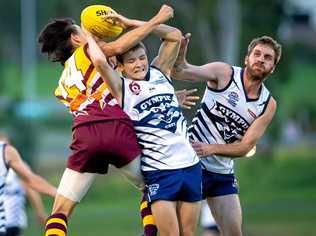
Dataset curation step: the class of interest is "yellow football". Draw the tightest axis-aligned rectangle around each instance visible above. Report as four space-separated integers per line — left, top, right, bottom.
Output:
80 5 124 39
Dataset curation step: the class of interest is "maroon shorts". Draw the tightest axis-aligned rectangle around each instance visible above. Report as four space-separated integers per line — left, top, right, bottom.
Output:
67 119 141 174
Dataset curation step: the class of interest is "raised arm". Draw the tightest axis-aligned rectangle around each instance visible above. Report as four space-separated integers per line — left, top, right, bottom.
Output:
105 10 182 75
85 32 123 103
98 5 174 57
150 24 182 76
192 97 277 158
171 33 231 86
5 145 56 197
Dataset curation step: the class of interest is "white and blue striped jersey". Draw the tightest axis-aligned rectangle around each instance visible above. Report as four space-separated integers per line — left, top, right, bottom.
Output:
4 169 26 229
189 66 271 174
0 142 9 233
122 66 199 171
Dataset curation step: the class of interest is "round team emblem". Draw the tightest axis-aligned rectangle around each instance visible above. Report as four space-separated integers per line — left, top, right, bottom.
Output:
129 81 141 95
228 91 239 107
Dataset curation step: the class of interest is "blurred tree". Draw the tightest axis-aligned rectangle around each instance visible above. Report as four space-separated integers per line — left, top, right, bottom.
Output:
1 0 315 152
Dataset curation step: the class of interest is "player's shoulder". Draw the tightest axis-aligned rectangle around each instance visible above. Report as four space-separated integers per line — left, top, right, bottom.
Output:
59 45 91 79
205 61 231 72
207 62 233 89
261 95 277 118
3 144 20 164
74 45 89 61
4 144 18 156
269 96 277 109
208 62 233 80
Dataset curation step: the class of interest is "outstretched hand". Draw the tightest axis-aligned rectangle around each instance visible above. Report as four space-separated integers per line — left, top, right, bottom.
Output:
153 4 174 25
191 141 212 158
103 12 132 29
176 88 199 110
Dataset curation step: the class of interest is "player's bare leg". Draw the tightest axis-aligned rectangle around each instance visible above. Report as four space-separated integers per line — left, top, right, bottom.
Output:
117 155 145 190
151 200 179 236
207 195 242 236
177 201 201 236
45 168 96 236
118 155 157 236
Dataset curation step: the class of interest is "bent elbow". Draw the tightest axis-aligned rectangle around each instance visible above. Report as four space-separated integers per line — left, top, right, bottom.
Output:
163 29 182 42
241 143 256 157
173 29 183 41
170 29 182 42
108 44 124 56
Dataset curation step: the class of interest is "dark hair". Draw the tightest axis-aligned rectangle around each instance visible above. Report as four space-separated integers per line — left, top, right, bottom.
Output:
116 42 147 64
38 18 78 65
247 36 282 65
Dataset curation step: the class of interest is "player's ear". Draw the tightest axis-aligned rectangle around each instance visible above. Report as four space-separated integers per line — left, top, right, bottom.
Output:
118 63 129 77
70 33 82 48
270 65 276 74
117 63 124 73
244 55 248 66
107 56 118 69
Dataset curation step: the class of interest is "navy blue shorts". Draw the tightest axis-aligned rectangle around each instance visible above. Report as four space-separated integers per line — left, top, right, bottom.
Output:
143 163 202 203
202 169 238 198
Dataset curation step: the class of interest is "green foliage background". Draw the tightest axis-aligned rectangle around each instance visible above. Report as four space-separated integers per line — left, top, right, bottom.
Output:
0 1 315 235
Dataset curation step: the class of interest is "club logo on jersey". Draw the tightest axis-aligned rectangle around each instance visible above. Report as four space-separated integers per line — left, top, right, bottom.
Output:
227 91 239 107
133 93 181 133
129 81 141 95
207 102 250 143
148 184 160 196
247 108 257 119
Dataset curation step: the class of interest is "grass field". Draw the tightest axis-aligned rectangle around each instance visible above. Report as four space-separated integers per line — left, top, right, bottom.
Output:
24 151 316 236
237 153 316 236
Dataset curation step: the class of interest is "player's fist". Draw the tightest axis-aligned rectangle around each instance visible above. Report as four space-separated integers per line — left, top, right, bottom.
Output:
155 4 174 24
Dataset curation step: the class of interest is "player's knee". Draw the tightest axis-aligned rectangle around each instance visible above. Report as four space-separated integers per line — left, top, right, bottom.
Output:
156 222 179 236
221 221 242 236
181 226 195 236
231 223 242 236
57 168 96 203
225 228 242 236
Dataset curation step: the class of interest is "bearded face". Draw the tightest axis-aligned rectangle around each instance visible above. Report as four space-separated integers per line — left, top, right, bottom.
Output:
245 44 276 80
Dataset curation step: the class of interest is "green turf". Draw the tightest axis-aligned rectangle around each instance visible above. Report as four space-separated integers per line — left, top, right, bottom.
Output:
25 171 144 235
237 152 316 236
24 153 315 236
